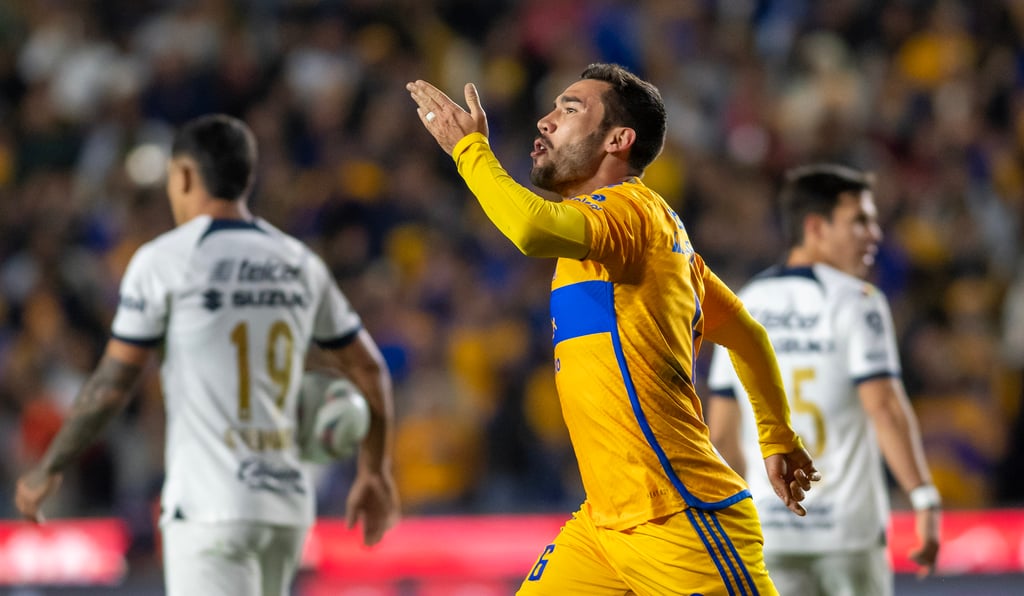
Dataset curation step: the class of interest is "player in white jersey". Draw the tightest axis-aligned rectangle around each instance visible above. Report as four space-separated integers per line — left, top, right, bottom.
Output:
707 164 940 595
14 114 399 596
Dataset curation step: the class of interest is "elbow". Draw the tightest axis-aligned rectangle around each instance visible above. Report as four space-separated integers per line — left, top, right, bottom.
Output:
507 229 551 258
747 317 771 345
355 353 389 388
507 228 586 259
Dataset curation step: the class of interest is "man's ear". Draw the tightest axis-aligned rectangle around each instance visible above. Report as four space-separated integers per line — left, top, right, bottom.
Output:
803 213 827 244
179 161 194 195
606 127 636 155
167 158 193 196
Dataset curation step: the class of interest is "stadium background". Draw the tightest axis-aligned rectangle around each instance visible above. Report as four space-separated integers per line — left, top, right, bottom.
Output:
0 0 1022 593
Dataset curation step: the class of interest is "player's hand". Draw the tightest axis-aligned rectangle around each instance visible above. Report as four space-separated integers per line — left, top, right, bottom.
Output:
764 447 820 516
346 469 399 547
406 80 488 155
15 468 62 523
909 507 940 578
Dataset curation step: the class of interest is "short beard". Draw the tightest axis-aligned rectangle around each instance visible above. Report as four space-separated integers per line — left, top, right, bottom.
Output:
530 127 608 196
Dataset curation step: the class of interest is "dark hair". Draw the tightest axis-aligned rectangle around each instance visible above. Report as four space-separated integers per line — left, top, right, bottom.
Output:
780 163 874 248
171 114 257 200
580 63 666 174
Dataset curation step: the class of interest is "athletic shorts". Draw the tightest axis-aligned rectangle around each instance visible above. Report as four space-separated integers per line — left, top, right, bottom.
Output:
517 498 777 596
763 547 892 596
162 520 307 596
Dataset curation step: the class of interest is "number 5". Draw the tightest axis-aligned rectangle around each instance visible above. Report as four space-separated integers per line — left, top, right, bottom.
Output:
791 368 826 458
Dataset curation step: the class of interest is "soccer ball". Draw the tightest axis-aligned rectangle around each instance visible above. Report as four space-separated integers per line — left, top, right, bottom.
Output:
297 370 371 464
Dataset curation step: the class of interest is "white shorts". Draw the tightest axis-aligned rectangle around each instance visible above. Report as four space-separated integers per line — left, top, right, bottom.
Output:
764 547 892 596
162 520 308 596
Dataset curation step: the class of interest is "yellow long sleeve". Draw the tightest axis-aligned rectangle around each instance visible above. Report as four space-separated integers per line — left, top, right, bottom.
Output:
705 307 804 458
452 133 589 259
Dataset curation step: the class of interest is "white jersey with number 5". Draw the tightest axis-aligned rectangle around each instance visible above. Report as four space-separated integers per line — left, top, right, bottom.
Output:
707 264 901 553
111 215 361 528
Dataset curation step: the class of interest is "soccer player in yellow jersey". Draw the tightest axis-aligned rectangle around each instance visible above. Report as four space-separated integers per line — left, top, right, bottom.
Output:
408 63 819 595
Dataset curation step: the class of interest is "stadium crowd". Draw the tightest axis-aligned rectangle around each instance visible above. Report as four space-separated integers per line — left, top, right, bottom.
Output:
0 0 1022 560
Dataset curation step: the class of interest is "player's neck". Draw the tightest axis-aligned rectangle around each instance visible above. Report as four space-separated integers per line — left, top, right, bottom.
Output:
198 197 253 222
559 171 635 199
558 156 635 198
785 247 818 268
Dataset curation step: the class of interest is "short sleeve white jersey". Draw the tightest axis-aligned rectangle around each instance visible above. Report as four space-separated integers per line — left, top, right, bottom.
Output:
111 216 361 528
707 264 901 553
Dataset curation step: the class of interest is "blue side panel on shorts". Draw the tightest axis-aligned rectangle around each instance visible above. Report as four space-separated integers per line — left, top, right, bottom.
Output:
706 511 758 595
686 508 762 596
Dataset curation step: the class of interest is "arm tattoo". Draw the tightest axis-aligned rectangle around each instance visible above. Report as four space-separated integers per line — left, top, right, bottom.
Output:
40 356 143 475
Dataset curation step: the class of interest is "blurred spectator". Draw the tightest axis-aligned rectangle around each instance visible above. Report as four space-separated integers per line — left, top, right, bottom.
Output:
1 0 1023 566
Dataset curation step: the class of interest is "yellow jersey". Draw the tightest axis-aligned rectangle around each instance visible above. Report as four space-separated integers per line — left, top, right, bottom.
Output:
552 179 754 529
451 133 800 532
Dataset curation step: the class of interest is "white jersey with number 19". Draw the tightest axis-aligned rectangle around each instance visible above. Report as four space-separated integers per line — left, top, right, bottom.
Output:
111 215 361 528
707 263 901 553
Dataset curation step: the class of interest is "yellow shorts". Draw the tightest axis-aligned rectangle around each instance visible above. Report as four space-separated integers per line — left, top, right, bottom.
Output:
516 498 777 596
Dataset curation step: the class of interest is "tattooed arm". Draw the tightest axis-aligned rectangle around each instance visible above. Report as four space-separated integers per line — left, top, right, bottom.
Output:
15 339 152 522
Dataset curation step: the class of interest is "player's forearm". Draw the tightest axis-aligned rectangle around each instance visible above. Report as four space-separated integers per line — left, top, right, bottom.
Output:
341 332 395 474
39 356 141 475
359 407 393 477
715 433 747 478
452 133 589 259
709 310 803 457
707 397 747 477
867 386 933 493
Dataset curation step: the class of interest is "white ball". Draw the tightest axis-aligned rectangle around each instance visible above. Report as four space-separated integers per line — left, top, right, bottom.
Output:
298 372 370 463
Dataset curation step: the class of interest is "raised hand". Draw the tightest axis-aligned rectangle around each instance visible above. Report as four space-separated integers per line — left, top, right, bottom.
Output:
406 80 488 154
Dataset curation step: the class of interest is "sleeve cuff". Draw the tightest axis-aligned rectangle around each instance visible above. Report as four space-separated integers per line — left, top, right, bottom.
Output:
315 327 361 350
759 434 805 459
452 132 489 164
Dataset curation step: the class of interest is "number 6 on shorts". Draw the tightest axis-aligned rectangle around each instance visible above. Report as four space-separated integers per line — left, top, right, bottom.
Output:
528 544 555 581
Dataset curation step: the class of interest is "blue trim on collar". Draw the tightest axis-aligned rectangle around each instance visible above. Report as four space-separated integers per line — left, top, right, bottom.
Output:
751 265 821 287
200 219 264 243
776 265 817 281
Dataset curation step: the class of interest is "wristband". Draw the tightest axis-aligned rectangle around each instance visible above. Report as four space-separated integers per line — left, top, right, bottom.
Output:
909 484 941 511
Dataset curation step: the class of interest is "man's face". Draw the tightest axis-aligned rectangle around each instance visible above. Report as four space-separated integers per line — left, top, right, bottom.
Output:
816 190 883 279
530 78 611 195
